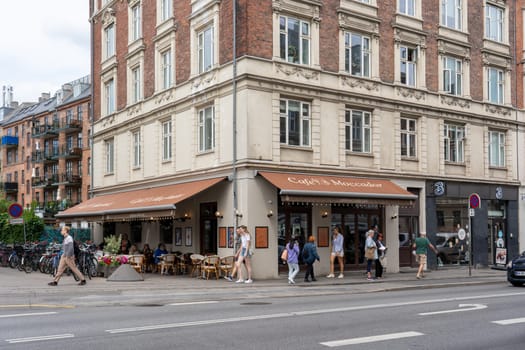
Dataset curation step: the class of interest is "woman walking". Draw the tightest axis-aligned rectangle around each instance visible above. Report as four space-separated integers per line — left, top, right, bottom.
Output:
327 226 345 278
285 237 300 284
302 235 320 282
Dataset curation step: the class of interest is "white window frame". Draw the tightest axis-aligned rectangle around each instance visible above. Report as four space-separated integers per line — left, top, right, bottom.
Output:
443 56 463 95
399 0 416 16
159 0 172 23
345 108 371 153
489 130 505 167
104 23 115 60
279 15 310 66
441 0 462 30
280 99 311 147
132 130 141 168
401 117 417 158
198 106 215 152
129 2 142 42
131 65 142 104
161 49 172 90
344 32 370 77
162 120 172 161
400 45 417 87
485 2 504 43
198 26 214 74
487 67 504 104
444 124 465 163
104 78 115 115
105 139 114 174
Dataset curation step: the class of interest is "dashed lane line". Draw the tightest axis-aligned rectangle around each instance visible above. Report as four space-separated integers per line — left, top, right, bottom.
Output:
320 331 424 347
6 334 74 344
492 317 525 325
0 311 57 319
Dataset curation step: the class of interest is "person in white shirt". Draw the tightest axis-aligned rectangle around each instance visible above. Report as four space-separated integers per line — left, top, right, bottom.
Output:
48 226 86 286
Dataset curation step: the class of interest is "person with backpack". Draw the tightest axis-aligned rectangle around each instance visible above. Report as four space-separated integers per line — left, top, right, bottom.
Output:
285 237 300 284
302 235 320 282
48 226 86 286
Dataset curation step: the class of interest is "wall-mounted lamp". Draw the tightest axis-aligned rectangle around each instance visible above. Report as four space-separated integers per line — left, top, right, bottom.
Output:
391 215 398 220
183 213 191 220
235 209 243 218
321 211 328 218
215 211 223 219
267 209 273 218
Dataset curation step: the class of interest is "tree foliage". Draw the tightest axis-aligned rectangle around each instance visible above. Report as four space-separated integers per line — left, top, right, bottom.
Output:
0 200 45 243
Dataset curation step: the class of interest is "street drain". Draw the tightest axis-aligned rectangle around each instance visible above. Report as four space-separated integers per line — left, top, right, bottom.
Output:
240 302 271 305
135 303 164 307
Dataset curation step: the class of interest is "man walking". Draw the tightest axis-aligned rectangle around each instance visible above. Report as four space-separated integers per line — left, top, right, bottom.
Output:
48 226 86 286
413 231 437 279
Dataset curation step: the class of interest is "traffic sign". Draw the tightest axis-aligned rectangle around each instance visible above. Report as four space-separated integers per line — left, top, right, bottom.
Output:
469 193 481 209
8 203 23 218
458 228 466 240
10 218 24 225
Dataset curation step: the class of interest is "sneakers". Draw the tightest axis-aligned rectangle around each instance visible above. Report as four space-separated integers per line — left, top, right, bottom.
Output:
79 280 86 286
244 279 253 284
235 279 244 283
48 281 58 286
224 276 233 282
337 274 344 279
367 277 375 281
326 274 335 278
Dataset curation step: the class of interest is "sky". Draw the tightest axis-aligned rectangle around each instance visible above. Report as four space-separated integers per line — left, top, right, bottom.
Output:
0 1 90 104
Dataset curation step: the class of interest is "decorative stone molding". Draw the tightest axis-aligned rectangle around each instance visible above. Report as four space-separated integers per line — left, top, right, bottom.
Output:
127 103 142 117
485 104 511 117
102 115 116 128
437 40 470 61
155 90 175 105
338 13 379 34
440 95 471 109
396 87 425 101
191 72 217 91
341 76 379 91
275 63 320 80
102 7 116 26
272 0 321 23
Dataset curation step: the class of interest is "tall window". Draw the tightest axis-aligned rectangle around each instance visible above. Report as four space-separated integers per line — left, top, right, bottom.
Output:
131 66 141 103
444 124 464 163
443 56 462 95
104 23 115 59
489 130 505 167
131 4 142 41
279 16 310 65
160 0 172 22
401 117 417 157
485 3 503 42
441 0 462 30
78 132 83 148
400 46 417 86
104 79 115 114
488 67 504 104
280 99 310 147
66 160 73 176
198 26 214 73
132 130 141 167
161 49 172 89
198 106 215 152
345 32 370 77
345 109 371 153
105 139 114 173
399 0 415 16
162 120 172 161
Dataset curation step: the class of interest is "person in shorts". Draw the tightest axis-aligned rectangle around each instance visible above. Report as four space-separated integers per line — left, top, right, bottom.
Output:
413 232 438 279
327 225 345 279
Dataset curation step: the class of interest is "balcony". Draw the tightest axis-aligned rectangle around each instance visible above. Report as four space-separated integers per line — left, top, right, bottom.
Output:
58 118 83 133
31 175 58 188
1 182 18 193
31 122 59 139
1 135 19 148
32 150 59 164
55 173 82 186
58 146 82 159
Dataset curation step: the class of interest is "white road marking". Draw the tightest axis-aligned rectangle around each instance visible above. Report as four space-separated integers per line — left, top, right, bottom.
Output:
418 303 487 316
320 331 424 347
168 301 219 306
6 334 74 344
0 311 57 319
106 291 525 334
492 317 525 325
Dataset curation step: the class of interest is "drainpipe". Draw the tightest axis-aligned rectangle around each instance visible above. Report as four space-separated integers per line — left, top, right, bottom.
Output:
232 0 238 253
89 0 95 241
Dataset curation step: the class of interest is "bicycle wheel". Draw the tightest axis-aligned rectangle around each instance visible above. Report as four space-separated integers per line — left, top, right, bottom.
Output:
9 255 19 269
89 257 98 278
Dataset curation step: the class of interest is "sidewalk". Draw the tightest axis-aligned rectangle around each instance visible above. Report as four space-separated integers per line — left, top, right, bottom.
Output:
0 265 507 308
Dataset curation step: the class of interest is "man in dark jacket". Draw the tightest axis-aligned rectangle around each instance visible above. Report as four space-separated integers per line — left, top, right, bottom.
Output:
302 235 320 282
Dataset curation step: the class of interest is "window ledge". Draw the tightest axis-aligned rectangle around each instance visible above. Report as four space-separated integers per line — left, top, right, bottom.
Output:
401 156 419 162
444 161 465 167
345 150 373 157
280 144 313 152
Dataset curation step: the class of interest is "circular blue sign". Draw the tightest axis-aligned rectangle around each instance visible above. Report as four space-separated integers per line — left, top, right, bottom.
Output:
8 203 23 218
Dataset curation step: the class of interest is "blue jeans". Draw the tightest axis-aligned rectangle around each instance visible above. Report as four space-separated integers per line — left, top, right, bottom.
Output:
288 262 299 281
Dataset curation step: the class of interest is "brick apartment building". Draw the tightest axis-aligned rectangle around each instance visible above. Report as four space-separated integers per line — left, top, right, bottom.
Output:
1 77 92 224
57 0 524 279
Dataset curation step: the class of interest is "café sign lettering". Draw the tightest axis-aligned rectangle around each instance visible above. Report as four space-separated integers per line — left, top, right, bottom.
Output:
287 176 383 189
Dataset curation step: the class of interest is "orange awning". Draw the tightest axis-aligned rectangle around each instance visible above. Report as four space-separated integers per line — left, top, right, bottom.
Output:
56 177 226 220
258 171 415 206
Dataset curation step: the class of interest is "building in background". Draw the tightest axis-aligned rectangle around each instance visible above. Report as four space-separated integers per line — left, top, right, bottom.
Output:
0 76 92 224
57 0 524 278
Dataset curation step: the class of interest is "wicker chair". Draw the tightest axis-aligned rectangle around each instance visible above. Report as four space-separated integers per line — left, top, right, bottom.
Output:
201 255 220 280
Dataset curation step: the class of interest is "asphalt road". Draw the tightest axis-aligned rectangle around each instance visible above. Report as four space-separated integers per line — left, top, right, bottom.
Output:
1 283 524 349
